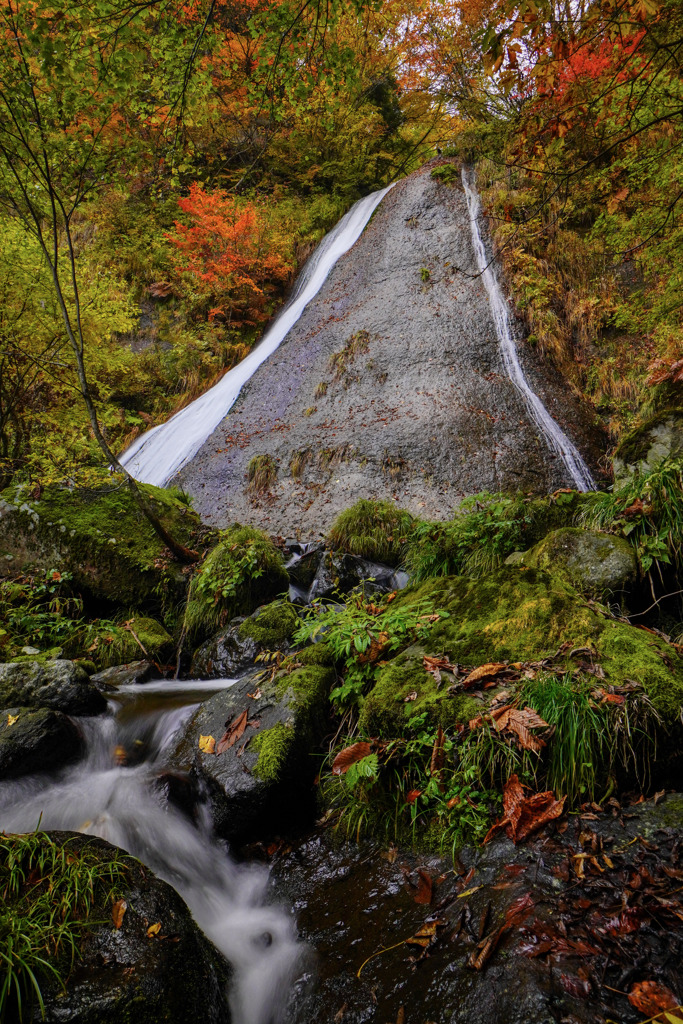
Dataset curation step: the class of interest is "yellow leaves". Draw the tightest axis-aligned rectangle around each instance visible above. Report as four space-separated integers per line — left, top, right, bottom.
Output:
198 734 216 754
112 899 127 929
6 713 18 727
146 922 162 938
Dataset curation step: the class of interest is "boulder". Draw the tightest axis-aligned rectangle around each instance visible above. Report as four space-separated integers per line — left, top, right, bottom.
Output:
94 617 174 669
0 707 82 778
7 831 231 1023
522 527 638 599
170 651 334 843
191 600 300 678
286 544 325 589
309 552 406 601
0 660 106 715
613 409 683 481
90 660 154 691
0 481 202 612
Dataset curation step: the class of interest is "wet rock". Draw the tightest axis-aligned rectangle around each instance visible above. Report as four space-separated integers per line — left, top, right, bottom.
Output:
613 409 683 481
169 658 334 844
310 551 405 600
191 600 300 679
287 545 325 589
90 660 153 691
270 794 683 1024
0 482 201 612
32 831 231 1023
523 527 638 599
0 660 106 715
0 707 82 778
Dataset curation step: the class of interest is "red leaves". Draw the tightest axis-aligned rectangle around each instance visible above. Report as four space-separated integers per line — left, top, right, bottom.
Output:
484 775 565 845
332 741 373 775
628 980 681 1018
216 709 248 754
423 655 458 684
414 869 433 905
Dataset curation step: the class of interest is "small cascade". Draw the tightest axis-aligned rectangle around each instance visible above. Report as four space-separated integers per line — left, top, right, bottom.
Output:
0 679 300 1024
461 167 595 492
121 184 395 487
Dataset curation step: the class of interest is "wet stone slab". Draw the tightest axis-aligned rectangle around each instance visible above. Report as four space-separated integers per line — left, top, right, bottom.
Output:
267 794 683 1024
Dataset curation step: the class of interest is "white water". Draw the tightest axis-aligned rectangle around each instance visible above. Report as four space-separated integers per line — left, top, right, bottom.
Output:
0 682 300 1024
461 168 595 492
121 185 395 487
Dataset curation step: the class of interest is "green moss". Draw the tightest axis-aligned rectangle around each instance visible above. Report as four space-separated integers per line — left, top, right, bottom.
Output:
430 163 460 186
596 621 683 721
275 664 334 710
295 642 335 667
328 499 415 566
251 722 295 783
523 527 637 598
238 600 299 647
0 480 201 611
184 525 288 642
99 617 174 668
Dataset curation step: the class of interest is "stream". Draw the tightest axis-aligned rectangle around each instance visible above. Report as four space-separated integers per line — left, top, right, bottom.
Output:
0 679 301 1024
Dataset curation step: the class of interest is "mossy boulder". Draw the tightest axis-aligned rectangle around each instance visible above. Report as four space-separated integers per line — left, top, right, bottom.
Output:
327 499 416 567
95 617 174 669
522 527 637 599
0 482 202 613
359 566 683 738
613 409 683 482
11 831 231 1024
0 707 82 779
170 656 333 843
184 526 289 645
191 600 299 678
0 660 106 715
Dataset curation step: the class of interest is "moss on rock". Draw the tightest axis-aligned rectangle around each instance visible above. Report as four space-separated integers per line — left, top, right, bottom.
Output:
613 408 683 480
359 566 683 736
0 480 202 614
97 617 174 668
328 499 415 567
523 527 637 599
238 600 299 647
184 525 288 642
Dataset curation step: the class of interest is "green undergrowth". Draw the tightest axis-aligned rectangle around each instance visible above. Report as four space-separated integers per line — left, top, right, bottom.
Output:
0 831 127 1023
184 525 288 643
238 600 299 648
314 564 683 853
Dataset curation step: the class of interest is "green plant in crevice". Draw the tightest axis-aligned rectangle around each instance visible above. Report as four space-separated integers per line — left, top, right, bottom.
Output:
0 831 127 1023
294 590 448 714
327 498 415 566
420 267 430 282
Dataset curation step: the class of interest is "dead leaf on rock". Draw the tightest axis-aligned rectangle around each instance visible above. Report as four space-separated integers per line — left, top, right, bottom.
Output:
5 713 18 727
198 734 216 755
414 869 433 905
332 741 373 775
112 899 127 929
628 980 681 1018
484 775 565 845
147 922 162 938
404 691 418 702
462 663 508 688
216 709 248 754
423 655 458 685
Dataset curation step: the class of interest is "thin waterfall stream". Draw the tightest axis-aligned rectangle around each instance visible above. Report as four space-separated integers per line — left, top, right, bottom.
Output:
461 168 595 492
121 184 395 487
0 680 301 1024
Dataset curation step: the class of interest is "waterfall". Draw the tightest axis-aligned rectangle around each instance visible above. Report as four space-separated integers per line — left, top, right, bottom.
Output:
461 167 595 492
0 680 300 1024
121 184 395 487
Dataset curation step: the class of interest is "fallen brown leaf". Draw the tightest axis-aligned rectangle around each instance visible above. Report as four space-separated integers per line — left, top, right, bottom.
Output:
147 922 161 938
216 709 248 754
484 775 565 845
462 663 508 688
332 741 373 775
414 869 433 905
198 734 215 755
628 980 680 1018
112 899 127 929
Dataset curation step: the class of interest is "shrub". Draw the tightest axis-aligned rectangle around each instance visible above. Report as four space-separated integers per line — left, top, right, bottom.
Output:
328 499 415 567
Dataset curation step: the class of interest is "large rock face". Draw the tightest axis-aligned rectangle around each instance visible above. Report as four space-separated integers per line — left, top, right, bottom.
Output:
178 163 602 536
25 831 231 1024
192 600 300 678
0 660 106 715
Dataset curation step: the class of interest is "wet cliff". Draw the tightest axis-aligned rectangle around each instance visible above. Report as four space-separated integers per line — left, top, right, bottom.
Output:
178 163 602 537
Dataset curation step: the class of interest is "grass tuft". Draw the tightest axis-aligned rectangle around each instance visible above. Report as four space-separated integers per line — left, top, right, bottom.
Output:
247 454 277 494
328 499 415 567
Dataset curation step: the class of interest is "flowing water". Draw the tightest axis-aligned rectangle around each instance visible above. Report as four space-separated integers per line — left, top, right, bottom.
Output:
461 168 595 492
0 680 301 1024
121 185 395 487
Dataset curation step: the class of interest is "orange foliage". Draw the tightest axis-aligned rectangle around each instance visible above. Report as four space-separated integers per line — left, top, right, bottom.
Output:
167 183 292 326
